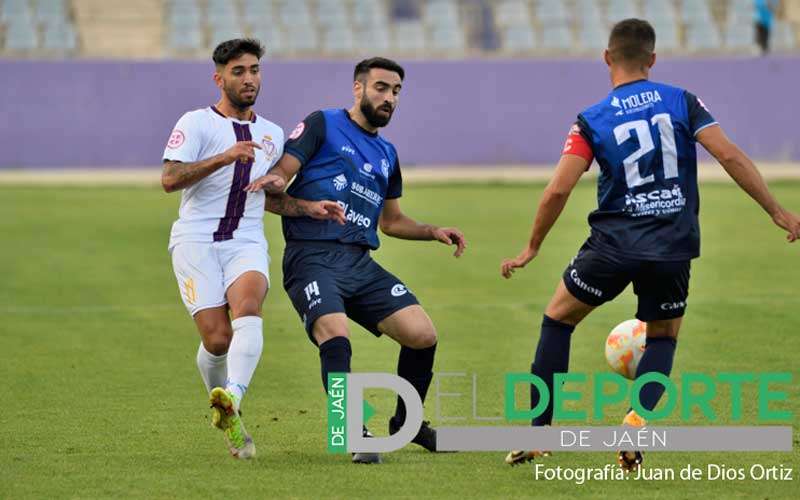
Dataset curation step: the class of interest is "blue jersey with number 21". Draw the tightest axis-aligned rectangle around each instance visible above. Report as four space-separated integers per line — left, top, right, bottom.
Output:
575 79 717 261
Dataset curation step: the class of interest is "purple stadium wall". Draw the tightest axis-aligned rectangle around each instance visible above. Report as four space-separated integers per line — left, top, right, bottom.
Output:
1 56 798 168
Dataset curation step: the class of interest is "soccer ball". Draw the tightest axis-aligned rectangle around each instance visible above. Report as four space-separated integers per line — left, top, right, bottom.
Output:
605 319 646 380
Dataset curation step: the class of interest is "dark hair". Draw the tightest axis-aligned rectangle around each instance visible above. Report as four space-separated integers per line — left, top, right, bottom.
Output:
353 57 405 82
608 19 656 67
212 38 265 66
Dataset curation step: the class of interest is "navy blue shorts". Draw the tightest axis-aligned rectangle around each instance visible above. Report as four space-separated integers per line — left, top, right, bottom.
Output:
283 241 420 343
562 241 691 321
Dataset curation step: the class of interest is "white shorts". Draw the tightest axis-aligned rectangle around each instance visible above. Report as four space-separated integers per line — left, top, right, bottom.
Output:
170 239 270 316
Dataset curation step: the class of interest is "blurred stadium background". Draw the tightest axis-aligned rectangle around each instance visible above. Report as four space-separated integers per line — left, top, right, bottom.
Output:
0 0 799 176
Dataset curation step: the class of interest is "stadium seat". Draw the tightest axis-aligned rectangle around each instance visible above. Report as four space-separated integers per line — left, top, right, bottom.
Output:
541 23 572 50
34 0 69 26
322 27 355 54
578 18 607 51
317 0 350 29
250 24 287 56
356 27 390 51
1 0 30 21
352 0 387 29
686 24 722 51
4 19 39 50
494 0 531 28
429 26 466 52
168 26 203 52
241 0 275 20
206 0 239 26
425 0 460 29
537 0 569 24
210 26 247 48
502 24 536 52
392 20 427 53
724 22 755 50
285 23 319 53
42 22 77 51
166 0 201 30
606 0 639 23
280 0 314 28
681 0 714 27
773 21 797 51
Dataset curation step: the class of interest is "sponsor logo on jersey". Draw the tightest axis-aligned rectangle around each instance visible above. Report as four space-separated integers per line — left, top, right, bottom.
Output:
660 301 686 311
624 184 687 217
333 174 348 191
610 96 624 116
380 159 390 178
391 284 408 297
616 90 663 115
350 181 383 206
289 121 305 140
167 129 185 149
262 135 277 161
359 163 376 179
337 202 372 228
569 269 603 298
341 145 355 155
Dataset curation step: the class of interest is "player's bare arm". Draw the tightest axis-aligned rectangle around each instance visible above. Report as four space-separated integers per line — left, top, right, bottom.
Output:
244 152 302 194
501 153 589 278
697 125 800 242
379 198 466 257
264 192 346 225
161 140 262 193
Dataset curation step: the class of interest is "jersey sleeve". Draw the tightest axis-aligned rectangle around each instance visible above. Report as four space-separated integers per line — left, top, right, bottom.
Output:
684 91 718 136
163 111 204 163
386 158 403 199
284 111 326 167
561 118 594 165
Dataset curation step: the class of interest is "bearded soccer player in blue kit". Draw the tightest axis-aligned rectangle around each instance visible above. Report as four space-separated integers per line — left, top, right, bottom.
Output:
246 57 467 464
500 19 800 470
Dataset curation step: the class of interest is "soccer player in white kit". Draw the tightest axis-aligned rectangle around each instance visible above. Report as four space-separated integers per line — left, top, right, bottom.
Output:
161 39 342 459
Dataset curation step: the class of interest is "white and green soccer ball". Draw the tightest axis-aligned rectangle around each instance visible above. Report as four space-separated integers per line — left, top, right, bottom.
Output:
605 319 646 380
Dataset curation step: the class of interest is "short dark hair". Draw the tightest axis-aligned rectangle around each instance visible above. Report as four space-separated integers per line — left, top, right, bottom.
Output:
608 19 656 67
212 38 265 66
353 57 405 82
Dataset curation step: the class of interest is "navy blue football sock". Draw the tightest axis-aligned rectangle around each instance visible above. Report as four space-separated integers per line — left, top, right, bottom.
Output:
393 343 437 425
319 336 352 392
531 315 575 426
634 337 677 411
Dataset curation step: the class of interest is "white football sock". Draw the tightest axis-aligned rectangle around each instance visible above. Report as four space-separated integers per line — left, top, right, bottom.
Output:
225 316 264 406
196 343 227 393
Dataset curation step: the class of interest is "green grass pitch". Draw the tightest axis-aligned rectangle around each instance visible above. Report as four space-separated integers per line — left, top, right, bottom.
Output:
2 180 798 499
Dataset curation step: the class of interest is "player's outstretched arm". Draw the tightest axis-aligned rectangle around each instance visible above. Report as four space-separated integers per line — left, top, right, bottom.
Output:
264 192 345 224
244 152 303 194
161 141 262 193
379 198 466 257
501 154 589 279
697 125 800 242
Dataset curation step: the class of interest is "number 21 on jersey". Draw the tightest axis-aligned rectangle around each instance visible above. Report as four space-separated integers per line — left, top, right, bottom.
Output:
614 113 678 189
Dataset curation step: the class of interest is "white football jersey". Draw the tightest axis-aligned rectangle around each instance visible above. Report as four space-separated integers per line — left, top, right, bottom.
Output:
163 106 284 250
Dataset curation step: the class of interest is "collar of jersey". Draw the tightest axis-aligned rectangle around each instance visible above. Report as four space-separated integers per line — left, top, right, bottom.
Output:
612 78 648 90
343 109 379 137
210 105 257 124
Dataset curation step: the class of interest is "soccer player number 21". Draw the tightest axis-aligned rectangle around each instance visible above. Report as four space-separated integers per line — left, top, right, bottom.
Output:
614 113 679 188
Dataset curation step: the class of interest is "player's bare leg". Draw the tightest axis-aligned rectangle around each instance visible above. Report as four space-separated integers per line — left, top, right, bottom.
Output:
204 271 267 459
378 305 439 452
619 317 682 471
507 281 595 465
313 313 381 463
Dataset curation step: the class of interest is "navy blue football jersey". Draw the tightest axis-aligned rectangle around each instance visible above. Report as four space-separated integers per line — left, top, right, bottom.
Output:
575 79 717 261
281 109 402 249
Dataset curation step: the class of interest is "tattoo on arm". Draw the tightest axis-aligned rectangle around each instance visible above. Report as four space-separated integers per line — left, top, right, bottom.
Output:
162 156 226 192
265 192 308 216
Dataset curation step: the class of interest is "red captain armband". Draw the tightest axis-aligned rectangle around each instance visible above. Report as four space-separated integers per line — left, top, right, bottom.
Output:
561 124 594 165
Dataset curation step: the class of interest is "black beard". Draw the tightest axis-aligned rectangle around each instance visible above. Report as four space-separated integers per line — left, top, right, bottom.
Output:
225 85 258 110
360 98 392 128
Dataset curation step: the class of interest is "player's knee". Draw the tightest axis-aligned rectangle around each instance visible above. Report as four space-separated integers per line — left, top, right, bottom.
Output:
406 321 437 349
313 322 349 346
230 297 262 318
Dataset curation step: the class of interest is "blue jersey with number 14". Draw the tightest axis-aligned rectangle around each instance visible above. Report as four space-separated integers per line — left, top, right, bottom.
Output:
575 79 717 261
